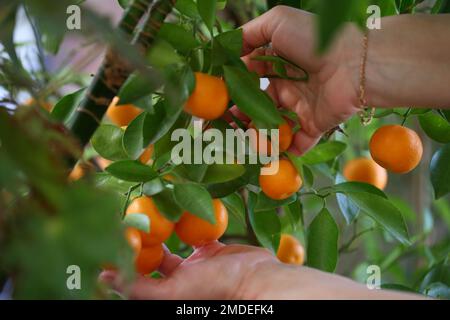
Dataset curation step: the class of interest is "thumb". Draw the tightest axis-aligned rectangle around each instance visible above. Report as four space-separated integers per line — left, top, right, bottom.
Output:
99 270 174 300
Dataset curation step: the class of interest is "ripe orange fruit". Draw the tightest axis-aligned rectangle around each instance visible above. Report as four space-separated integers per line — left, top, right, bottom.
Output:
125 227 142 257
139 144 154 164
126 196 175 246
259 159 302 200
68 162 94 181
184 72 229 120
135 243 164 275
106 97 142 127
343 157 388 190
175 199 228 247
250 121 294 155
369 125 423 174
277 234 305 265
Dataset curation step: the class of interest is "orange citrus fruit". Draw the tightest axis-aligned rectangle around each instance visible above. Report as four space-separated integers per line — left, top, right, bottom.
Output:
250 121 294 155
106 97 142 127
369 125 423 174
175 199 228 247
184 72 229 120
135 243 164 275
125 227 142 257
126 196 174 246
139 145 154 164
343 157 388 190
277 234 305 265
259 159 302 200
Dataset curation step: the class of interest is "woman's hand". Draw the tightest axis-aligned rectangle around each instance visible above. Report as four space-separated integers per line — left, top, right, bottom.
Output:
240 6 363 155
99 242 422 300
238 6 450 155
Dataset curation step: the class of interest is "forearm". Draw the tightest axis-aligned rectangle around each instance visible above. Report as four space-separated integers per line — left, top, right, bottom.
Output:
245 262 424 300
365 14 450 109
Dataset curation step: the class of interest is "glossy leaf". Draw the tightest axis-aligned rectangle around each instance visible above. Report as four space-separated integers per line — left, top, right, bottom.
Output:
221 192 247 227
173 183 215 223
152 188 184 222
248 192 281 253
51 88 86 124
224 66 283 129
300 141 347 165
91 125 128 161
419 111 450 143
123 213 150 233
430 144 450 199
123 112 147 159
106 160 158 182
307 208 339 272
202 164 246 184
197 0 217 32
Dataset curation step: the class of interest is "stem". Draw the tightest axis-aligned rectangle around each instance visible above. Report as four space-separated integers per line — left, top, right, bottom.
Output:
401 107 412 126
339 227 375 253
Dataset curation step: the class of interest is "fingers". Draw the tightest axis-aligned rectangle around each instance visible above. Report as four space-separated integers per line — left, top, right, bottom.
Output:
99 270 174 300
241 7 286 56
289 130 321 156
159 245 183 276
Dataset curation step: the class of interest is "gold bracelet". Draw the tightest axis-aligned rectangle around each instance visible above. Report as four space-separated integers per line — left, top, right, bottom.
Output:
358 32 375 126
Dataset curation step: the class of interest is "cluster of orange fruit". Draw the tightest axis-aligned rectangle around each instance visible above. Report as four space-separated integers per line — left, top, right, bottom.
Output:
344 125 423 190
125 196 228 274
106 72 305 271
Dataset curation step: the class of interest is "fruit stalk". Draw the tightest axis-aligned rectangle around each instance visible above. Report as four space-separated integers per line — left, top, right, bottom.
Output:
67 0 176 160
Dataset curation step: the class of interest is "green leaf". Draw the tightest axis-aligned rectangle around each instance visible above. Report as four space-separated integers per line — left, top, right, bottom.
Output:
335 175 360 224
224 66 283 129
147 40 183 68
94 172 136 195
419 259 450 293
430 144 450 199
118 0 131 9
207 164 259 198
423 282 450 299
254 192 297 212
248 192 281 252
175 0 200 18
91 125 128 161
221 193 247 227
142 178 165 196
158 23 200 53
123 213 150 233
307 208 339 272
152 188 184 221
202 164 246 184
344 192 410 244
123 112 147 159
106 160 158 182
316 0 354 52
118 73 159 106
173 183 215 224
215 29 243 57
331 182 387 198
300 141 347 165
211 29 243 67
252 55 308 81
419 111 450 143
51 88 86 124
197 0 217 32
